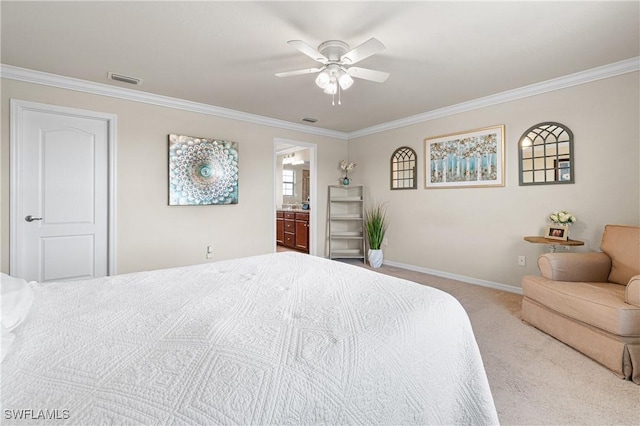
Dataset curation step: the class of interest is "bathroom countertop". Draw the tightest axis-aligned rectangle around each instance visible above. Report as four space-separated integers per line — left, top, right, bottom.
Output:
277 208 310 213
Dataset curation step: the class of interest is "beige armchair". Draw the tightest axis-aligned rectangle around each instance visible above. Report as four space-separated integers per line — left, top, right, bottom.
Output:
522 225 640 384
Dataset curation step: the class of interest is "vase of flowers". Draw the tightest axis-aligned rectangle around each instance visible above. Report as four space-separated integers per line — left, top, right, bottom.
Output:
340 160 356 186
549 210 576 239
549 210 577 226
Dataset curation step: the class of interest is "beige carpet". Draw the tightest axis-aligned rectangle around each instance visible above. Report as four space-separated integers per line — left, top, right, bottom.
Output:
350 261 640 425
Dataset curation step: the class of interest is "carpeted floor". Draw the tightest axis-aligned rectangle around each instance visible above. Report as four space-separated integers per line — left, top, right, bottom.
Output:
351 261 640 425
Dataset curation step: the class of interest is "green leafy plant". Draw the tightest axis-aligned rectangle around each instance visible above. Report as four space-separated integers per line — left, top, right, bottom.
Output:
365 202 388 250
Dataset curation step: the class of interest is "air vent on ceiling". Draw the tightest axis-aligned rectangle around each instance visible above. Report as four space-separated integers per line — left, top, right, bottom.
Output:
108 72 142 86
302 117 318 123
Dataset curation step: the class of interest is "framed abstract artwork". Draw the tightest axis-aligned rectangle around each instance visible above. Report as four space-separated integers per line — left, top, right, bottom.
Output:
424 125 505 189
169 134 238 205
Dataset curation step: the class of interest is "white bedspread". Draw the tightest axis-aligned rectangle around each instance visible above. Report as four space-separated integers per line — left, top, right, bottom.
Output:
1 252 498 425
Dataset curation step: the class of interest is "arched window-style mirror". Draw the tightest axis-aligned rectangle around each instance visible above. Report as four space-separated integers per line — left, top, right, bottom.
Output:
519 122 574 185
391 146 417 190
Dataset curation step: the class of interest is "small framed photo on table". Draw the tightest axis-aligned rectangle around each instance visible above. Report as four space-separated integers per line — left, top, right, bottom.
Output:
546 225 568 241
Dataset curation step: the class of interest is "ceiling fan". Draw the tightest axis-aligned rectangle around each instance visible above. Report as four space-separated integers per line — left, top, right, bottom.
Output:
275 38 390 105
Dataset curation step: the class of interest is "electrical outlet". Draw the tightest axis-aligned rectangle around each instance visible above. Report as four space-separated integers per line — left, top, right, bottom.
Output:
383 237 388 246
206 245 213 259
518 255 526 267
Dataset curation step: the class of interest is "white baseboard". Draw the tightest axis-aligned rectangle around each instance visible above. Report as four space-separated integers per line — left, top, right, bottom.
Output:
382 259 524 295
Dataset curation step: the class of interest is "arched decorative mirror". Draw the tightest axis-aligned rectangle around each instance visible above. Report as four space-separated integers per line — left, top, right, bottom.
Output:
519 122 574 185
391 146 417 189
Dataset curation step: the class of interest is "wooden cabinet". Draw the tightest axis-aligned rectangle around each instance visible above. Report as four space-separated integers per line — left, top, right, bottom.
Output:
284 232 295 248
276 210 310 253
295 212 309 253
276 211 284 245
283 211 296 249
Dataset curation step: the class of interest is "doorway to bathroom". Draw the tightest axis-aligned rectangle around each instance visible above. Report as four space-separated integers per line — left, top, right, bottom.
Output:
274 138 317 256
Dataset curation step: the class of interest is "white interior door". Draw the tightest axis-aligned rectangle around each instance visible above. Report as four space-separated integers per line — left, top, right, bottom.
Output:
10 100 116 282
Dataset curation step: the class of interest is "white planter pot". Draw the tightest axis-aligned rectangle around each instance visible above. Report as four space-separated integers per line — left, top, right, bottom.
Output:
368 249 383 268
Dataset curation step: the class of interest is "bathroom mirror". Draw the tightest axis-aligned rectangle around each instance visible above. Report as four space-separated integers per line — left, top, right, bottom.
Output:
277 148 310 209
519 122 574 185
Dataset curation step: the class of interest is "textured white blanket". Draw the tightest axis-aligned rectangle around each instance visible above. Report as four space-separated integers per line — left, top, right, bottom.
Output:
1 252 498 425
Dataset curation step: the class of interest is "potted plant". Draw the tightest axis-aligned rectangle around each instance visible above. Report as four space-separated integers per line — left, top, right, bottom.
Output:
365 202 388 268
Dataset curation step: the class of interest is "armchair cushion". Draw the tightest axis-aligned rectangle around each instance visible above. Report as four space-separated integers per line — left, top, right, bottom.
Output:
627 275 640 307
538 252 611 282
601 225 640 285
522 276 640 336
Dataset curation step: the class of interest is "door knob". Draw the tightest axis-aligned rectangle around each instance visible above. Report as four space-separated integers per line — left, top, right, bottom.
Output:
25 215 43 222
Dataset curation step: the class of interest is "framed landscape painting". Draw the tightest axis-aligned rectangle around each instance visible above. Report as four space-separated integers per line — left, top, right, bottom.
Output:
425 125 505 189
169 134 238 205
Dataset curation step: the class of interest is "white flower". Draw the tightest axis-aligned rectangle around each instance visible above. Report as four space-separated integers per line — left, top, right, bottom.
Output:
340 160 356 171
549 210 576 225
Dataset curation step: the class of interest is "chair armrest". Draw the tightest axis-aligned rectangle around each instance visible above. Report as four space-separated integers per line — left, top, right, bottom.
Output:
538 252 611 282
626 275 640 307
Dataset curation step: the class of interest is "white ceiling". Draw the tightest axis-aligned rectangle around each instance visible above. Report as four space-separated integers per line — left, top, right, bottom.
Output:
2 1 639 133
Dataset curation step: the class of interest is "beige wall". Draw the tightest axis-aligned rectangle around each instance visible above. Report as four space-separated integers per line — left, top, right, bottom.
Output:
1 79 347 274
3 73 638 289
347 72 640 289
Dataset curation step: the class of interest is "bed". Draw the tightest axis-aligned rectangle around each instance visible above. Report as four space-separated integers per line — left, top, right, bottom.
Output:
1 252 498 425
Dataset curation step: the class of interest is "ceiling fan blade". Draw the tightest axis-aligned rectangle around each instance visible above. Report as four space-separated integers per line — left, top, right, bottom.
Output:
287 40 328 63
275 68 323 78
341 38 385 65
346 67 390 83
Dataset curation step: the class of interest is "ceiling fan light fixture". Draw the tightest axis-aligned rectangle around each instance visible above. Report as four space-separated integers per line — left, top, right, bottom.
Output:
323 81 338 95
338 71 353 90
315 70 331 89
277 37 388 105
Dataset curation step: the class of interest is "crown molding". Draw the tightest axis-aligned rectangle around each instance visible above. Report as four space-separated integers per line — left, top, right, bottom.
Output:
0 64 349 141
348 56 640 139
3 57 638 141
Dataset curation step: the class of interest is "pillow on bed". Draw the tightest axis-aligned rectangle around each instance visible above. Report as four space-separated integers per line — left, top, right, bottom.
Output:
1 273 34 331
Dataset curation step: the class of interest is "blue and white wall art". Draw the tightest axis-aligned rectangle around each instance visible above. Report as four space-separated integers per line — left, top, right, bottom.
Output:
169 134 239 205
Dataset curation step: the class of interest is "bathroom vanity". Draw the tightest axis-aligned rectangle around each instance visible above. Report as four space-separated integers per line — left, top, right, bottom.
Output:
276 209 310 253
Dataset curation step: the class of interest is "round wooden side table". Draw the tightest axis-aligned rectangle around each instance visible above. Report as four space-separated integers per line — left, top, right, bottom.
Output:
524 236 585 252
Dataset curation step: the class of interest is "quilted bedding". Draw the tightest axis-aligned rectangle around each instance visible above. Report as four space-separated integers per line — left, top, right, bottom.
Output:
1 252 498 425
